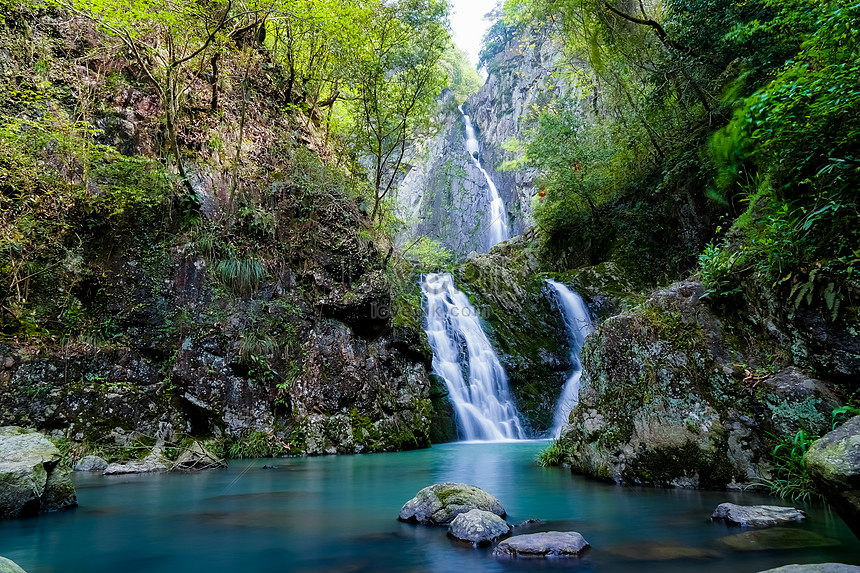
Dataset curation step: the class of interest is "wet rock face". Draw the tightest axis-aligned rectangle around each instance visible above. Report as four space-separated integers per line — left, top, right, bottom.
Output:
398 483 506 525
562 280 844 488
807 416 860 538
711 503 807 527
73 456 108 472
0 427 77 519
492 531 590 558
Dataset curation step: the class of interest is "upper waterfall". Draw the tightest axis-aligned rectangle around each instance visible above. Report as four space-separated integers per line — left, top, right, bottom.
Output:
422 273 525 441
546 280 594 438
458 106 509 249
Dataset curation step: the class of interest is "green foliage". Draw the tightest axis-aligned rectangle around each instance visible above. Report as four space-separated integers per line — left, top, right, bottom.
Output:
227 431 290 459
440 43 483 104
760 429 821 502
537 438 570 467
403 236 454 272
214 257 266 296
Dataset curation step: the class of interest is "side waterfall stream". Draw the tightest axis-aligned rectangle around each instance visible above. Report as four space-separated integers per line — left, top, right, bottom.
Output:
547 279 595 438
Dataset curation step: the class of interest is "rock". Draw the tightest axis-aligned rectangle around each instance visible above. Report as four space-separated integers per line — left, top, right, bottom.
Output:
103 452 169 475
447 508 510 546
398 483 506 525
173 441 225 472
560 280 844 489
73 455 108 472
609 542 719 561
758 565 860 573
0 557 27 573
718 528 840 551
0 426 77 519
492 531 590 558
711 503 807 527
806 416 860 538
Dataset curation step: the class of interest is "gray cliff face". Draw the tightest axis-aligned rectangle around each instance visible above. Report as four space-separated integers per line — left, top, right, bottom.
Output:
396 26 573 255
465 28 573 236
395 91 497 255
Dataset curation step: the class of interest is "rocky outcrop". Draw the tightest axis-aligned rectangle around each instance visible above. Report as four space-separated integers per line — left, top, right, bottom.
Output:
448 508 510 546
0 427 77 519
561 280 843 488
492 532 590 558
398 483 506 525
711 503 807 527
173 441 225 471
103 452 169 475
73 455 108 472
0 7 436 458
807 416 860 538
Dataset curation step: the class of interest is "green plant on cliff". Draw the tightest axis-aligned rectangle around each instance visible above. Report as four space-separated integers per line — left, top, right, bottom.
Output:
761 429 821 502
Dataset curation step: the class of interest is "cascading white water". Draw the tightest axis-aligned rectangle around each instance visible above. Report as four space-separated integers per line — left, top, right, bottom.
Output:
422 273 525 441
546 280 594 438
458 106 509 249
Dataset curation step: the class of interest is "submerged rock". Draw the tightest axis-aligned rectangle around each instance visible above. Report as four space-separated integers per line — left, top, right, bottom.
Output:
0 556 27 573
0 426 77 519
398 483 505 525
806 416 860 538
103 452 168 475
718 528 840 551
492 531 590 558
173 441 225 472
73 455 108 472
608 542 719 561
447 508 510 546
758 565 860 573
711 503 807 527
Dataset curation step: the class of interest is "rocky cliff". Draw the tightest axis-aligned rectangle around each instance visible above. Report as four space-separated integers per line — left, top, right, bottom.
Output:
396 22 575 255
0 6 436 457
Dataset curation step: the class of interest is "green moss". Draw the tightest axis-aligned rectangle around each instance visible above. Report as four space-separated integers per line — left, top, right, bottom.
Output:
626 440 737 488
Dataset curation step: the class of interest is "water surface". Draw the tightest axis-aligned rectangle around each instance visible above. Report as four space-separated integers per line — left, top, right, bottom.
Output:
2 441 858 572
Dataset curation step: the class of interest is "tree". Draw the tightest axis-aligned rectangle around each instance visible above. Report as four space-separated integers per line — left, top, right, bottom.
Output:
344 0 449 222
60 0 261 194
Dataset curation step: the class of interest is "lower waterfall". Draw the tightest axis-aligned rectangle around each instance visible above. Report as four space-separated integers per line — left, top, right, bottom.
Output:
421 273 525 441
546 280 594 438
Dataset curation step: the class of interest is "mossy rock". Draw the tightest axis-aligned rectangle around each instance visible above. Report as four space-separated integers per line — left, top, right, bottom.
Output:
398 482 506 525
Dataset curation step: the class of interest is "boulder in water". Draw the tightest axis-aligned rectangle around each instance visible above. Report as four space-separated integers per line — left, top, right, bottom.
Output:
398 482 505 525
711 503 807 527
73 455 108 472
718 527 839 551
806 416 860 539
492 531 590 558
103 451 169 475
0 426 77 519
608 541 719 561
0 556 27 573
757 565 860 573
173 441 226 471
447 508 510 545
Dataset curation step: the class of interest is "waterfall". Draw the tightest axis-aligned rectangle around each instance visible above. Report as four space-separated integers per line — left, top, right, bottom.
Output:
546 280 594 438
458 106 509 249
421 273 525 441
